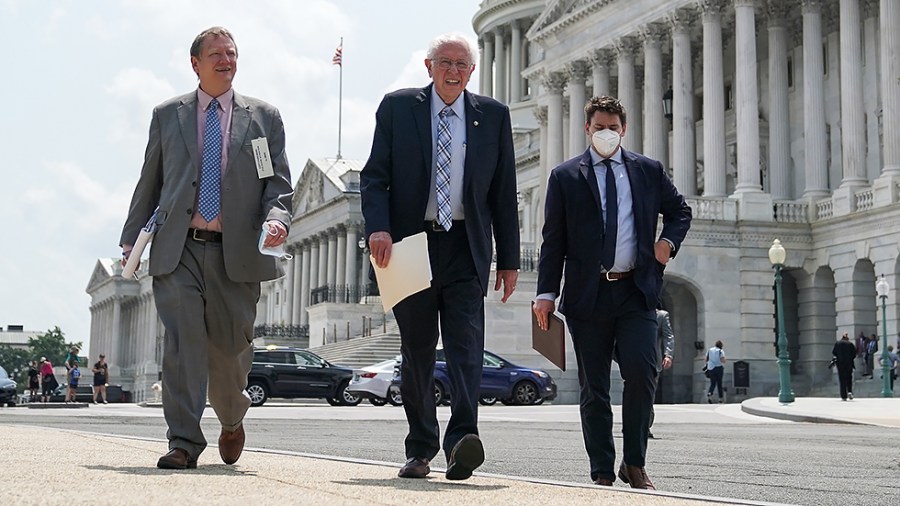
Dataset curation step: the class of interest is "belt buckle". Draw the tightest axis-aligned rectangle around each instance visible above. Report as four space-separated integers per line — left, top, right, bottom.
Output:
191 229 206 242
431 221 444 232
605 270 617 282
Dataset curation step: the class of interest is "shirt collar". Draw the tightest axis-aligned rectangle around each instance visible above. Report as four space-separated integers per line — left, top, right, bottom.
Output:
431 90 465 119
198 87 234 112
589 145 625 167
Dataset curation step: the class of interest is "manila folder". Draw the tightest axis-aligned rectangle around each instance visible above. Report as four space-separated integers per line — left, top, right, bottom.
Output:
531 310 566 371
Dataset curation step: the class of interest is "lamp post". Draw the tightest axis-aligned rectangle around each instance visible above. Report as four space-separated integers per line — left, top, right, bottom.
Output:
768 239 795 403
662 88 673 120
876 275 893 397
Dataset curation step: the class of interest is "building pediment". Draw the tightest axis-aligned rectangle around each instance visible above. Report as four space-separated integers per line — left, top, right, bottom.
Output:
292 158 364 218
528 0 610 41
85 259 116 293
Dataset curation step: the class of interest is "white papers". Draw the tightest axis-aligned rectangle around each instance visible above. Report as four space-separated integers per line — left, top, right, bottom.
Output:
370 232 432 312
121 208 158 279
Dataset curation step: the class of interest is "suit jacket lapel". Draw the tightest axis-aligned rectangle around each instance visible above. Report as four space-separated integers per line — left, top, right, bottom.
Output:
412 85 432 181
177 93 200 173
578 149 602 222
227 92 251 175
463 90 483 195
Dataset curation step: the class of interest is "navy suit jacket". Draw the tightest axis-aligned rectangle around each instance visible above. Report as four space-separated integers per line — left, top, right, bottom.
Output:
360 84 520 294
536 148 691 319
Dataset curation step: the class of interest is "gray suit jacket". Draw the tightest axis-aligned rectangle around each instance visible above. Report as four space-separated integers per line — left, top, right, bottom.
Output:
120 90 293 283
656 309 674 373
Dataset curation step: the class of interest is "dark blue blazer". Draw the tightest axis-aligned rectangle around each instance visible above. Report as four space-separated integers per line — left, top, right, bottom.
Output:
536 148 691 318
360 84 520 294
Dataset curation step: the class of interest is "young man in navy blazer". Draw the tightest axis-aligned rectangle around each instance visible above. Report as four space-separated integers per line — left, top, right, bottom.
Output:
533 96 691 489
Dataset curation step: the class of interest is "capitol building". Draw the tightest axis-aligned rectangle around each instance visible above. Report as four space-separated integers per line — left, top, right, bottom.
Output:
87 0 900 404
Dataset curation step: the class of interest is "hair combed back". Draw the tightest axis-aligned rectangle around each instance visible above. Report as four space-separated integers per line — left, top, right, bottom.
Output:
584 95 627 125
190 26 237 58
426 33 477 65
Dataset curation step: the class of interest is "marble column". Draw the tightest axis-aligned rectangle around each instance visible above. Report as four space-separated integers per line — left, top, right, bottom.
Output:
291 250 302 324
838 0 866 187
767 1 791 199
510 21 523 103
326 231 338 289
336 229 347 288
881 0 900 175
534 105 549 243
299 244 311 325
284 255 295 324
494 28 507 104
567 61 591 157
309 240 320 291
802 0 829 198
345 226 359 298
641 24 666 165
670 10 697 196
591 48 612 97
631 68 643 153
482 34 494 98
614 37 637 151
544 72 566 170
110 297 121 374
699 0 727 197
733 0 762 193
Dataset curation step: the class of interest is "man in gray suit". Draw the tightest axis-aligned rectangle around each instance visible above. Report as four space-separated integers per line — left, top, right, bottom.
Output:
120 26 292 469
648 308 674 438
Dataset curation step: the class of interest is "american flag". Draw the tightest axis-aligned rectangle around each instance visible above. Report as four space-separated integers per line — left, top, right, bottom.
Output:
332 45 342 66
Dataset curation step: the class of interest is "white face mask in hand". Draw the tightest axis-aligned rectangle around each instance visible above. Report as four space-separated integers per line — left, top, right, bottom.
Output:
258 222 293 260
591 129 621 159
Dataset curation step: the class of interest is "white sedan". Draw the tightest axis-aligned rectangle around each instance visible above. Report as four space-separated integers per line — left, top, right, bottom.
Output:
346 357 402 406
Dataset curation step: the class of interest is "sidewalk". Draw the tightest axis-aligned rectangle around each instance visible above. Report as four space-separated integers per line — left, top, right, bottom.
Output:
741 396 900 427
0 424 773 506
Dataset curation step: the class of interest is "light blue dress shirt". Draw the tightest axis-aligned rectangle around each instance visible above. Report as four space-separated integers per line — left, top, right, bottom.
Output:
425 91 467 221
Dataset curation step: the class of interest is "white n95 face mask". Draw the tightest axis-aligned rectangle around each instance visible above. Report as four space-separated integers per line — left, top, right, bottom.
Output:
591 129 621 159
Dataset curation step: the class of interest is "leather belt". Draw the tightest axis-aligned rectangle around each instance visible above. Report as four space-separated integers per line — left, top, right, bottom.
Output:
188 229 223 242
601 270 633 281
425 220 463 232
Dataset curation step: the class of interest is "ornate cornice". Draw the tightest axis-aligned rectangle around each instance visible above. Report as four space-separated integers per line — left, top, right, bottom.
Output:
667 7 698 34
696 0 728 15
533 105 548 126
529 0 616 43
765 0 790 28
542 71 567 94
589 48 614 68
565 60 592 83
612 36 638 60
638 22 667 48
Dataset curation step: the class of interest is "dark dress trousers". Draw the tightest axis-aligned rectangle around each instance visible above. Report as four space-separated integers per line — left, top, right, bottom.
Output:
360 85 519 462
537 148 691 482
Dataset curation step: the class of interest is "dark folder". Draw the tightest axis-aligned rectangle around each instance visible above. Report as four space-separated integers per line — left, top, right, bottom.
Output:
531 310 566 371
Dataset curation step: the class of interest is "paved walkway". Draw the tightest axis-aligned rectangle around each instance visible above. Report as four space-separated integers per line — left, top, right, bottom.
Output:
6 397 899 505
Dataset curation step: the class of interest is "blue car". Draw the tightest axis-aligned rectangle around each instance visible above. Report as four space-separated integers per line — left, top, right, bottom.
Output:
392 348 557 406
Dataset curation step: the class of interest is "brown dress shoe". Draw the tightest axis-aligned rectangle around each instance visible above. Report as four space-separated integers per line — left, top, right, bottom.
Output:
218 424 245 465
593 478 614 486
618 462 655 490
398 457 430 478
157 448 197 470
446 434 485 481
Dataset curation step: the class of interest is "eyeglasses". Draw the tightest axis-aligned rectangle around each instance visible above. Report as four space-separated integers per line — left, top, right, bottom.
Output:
432 58 472 72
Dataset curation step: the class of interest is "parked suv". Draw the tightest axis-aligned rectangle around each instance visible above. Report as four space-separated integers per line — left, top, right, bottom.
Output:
0 366 17 407
248 346 360 406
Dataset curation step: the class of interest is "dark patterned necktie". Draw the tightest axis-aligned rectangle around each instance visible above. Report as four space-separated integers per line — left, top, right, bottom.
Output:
602 159 618 270
435 107 453 231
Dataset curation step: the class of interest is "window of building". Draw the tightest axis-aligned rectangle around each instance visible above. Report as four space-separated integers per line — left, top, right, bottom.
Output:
787 56 794 89
724 82 734 111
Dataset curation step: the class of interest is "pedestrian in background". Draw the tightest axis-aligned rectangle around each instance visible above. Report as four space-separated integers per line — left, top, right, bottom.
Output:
832 332 856 401
360 32 519 482
856 331 867 376
66 361 81 403
27 360 40 402
865 334 878 379
705 341 726 403
878 345 899 390
648 308 674 439
39 357 56 403
92 354 109 404
65 346 80 371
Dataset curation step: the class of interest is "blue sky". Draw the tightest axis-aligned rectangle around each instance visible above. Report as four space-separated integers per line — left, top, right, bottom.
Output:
0 0 482 354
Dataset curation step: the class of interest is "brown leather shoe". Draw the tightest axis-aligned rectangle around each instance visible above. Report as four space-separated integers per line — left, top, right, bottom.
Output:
446 433 485 481
218 424 245 465
398 457 430 478
156 448 197 470
593 478 614 486
617 462 655 490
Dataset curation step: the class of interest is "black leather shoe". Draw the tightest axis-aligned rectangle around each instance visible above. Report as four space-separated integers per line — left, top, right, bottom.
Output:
398 457 430 478
446 434 485 481
157 448 197 470
593 477 614 486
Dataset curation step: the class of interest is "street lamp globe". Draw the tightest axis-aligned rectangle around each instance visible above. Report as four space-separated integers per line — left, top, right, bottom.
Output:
876 275 889 299
768 239 786 265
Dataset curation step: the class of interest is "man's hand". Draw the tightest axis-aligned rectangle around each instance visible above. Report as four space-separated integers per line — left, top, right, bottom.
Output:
121 246 133 267
654 239 672 264
662 356 673 370
532 299 555 331
494 270 518 303
368 231 392 268
263 220 288 248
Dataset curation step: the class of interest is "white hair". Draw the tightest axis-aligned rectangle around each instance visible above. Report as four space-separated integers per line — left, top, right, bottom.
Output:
426 33 477 64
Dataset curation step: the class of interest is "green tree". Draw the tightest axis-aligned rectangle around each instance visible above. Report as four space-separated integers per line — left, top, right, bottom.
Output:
0 344 32 390
28 326 82 366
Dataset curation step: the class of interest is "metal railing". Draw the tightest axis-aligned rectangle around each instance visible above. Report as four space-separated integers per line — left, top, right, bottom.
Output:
309 283 379 306
253 324 309 339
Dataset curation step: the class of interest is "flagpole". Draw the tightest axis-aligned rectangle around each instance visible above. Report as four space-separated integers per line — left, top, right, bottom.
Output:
337 36 343 160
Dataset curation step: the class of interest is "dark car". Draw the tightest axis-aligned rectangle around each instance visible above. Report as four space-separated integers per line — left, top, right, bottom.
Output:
248 346 360 407
391 348 558 406
0 366 17 407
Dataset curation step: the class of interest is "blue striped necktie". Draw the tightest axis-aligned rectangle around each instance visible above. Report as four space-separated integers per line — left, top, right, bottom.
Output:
435 107 453 231
198 98 222 222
